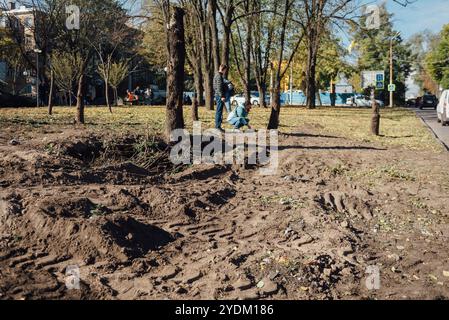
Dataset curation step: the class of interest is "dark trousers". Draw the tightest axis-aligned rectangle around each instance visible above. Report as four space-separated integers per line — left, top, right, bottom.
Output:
215 96 224 129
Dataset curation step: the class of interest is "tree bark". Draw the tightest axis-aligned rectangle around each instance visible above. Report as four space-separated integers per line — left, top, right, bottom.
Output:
105 80 112 113
113 88 118 106
203 67 214 110
75 73 85 124
48 69 54 115
305 33 317 109
268 81 281 129
208 0 220 72
165 6 186 140
193 61 204 105
244 2 252 105
258 84 267 108
221 2 234 76
371 89 380 136
192 96 199 121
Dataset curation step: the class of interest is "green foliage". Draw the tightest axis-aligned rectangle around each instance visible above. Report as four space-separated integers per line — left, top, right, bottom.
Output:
139 4 166 69
425 24 449 89
0 28 26 94
350 4 413 103
105 61 129 89
408 30 440 93
50 51 83 100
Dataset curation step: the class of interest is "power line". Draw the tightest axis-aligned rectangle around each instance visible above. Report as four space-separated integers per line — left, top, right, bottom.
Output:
392 0 419 8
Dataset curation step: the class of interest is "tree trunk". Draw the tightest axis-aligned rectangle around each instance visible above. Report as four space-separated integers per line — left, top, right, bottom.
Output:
75 73 85 124
192 96 199 121
194 62 204 106
268 81 281 129
48 69 54 115
221 2 234 76
208 0 220 72
371 89 380 136
317 90 322 107
203 68 214 111
258 84 267 108
165 6 186 140
305 34 317 109
114 88 118 106
105 80 112 113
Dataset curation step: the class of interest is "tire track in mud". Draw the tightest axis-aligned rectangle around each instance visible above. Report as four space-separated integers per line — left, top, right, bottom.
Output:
1 130 449 300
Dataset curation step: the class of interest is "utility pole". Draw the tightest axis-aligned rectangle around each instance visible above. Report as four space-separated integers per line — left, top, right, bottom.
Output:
270 62 274 106
389 32 400 108
34 48 42 108
289 61 293 105
371 88 380 135
389 39 393 108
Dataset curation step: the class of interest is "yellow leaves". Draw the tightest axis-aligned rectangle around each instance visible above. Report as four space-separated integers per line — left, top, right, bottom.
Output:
0 106 443 153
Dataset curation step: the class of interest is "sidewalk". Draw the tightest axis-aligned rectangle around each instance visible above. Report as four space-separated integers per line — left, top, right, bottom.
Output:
415 109 449 151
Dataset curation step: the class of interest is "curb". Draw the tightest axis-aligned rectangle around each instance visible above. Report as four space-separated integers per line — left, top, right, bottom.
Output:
417 115 449 152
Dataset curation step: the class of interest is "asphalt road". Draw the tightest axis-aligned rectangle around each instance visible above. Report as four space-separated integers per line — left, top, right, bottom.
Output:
415 108 449 150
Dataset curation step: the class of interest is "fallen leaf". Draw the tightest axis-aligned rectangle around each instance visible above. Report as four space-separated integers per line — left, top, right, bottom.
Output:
428 274 438 282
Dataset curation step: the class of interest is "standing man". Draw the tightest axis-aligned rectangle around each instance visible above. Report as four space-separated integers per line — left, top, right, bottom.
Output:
213 64 228 132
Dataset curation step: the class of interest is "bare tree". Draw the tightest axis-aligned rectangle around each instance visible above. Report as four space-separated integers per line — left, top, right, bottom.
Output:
107 60 130 106
267 0 305 129
231 0 255 104
156 1 186 139
251 0 277 108
50 51 82 109
299 0 359 109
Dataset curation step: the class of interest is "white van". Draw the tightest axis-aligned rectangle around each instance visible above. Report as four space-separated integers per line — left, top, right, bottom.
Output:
437 90 449 126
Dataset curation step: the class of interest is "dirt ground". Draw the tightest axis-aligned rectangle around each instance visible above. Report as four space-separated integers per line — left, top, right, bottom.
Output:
1 119 449 300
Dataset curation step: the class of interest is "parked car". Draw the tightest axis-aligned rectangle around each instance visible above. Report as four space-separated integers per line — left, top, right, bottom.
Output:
418 94 438 110
0 90 35 108
437 90 449 126
148 85 167 105
231 94 262 106
346 94 385 108
406 98 417 108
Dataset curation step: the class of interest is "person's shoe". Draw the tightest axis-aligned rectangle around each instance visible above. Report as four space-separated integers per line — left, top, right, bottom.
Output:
217 127 226 133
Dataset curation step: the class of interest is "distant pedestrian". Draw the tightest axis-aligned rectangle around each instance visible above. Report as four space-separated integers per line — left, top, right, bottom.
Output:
228 101 252 131
213 64 228 131
223 78 234 113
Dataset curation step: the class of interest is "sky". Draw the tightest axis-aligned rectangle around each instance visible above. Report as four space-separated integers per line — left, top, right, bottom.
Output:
386 0 449 39
384 0 449 97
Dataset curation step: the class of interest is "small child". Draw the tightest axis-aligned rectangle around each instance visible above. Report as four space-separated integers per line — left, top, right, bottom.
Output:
228 102 252 130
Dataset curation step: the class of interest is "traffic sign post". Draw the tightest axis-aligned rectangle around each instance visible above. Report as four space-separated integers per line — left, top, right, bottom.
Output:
362 70 385 90
388 84 396 92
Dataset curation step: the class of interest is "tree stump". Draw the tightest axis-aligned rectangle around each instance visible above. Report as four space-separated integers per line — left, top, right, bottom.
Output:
192 96 199 122
371 89 380 136
165 6 186 141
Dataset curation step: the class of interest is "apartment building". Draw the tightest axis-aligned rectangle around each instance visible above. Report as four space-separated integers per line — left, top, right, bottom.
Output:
0 1 36 94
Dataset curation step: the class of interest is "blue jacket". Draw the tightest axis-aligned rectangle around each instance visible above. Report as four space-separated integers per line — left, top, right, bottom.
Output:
229 105 249 126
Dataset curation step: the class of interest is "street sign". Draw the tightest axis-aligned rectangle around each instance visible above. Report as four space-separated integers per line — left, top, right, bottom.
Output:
376 73 384 82
335 85 353 94
362 70 385 89
388 84 396 92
